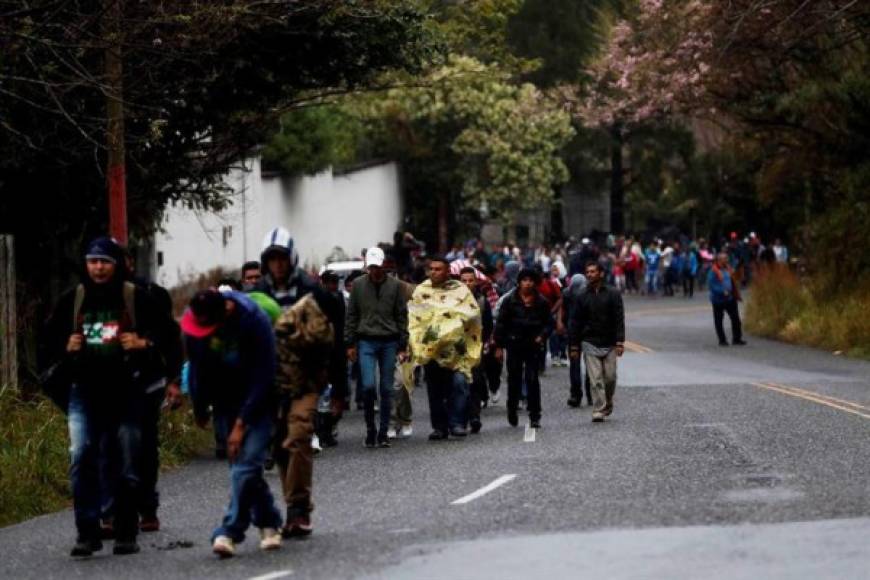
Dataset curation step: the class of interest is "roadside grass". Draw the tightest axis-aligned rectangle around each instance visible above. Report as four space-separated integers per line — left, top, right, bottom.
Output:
745 265 870 359
0 385 211 528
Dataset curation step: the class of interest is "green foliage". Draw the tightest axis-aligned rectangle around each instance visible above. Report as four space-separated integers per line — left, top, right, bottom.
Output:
261 106 364 176
0 0 437 306
0 387 211 527
507 0 626 86
360 56 574 222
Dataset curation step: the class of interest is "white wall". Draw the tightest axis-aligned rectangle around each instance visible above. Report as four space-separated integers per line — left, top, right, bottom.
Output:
152 159 402 288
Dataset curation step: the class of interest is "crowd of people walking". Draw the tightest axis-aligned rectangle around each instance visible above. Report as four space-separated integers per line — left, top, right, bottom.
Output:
40 225 783 559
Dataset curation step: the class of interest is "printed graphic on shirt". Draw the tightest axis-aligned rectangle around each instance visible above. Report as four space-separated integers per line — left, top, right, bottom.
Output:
81 308 123 357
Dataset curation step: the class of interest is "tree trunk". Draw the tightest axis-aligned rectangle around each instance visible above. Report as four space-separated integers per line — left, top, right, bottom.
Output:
438 191 449 254
610 123 625 234
0 235 17 390
105 0 128 244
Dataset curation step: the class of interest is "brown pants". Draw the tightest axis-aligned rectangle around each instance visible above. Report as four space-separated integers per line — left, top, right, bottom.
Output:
276 392 318 512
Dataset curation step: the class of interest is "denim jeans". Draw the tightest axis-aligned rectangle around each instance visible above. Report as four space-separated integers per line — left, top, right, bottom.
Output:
213 413 282 543
68 384 143 541
645 270 658 294
99 387 164 521
424 363 469 433
358 338 398 433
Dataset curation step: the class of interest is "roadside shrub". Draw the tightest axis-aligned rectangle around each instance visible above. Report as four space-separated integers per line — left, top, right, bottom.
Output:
746 266 870 358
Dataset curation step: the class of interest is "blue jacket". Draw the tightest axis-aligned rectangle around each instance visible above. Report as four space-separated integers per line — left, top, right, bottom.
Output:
707 268 735 305
187 291 277 425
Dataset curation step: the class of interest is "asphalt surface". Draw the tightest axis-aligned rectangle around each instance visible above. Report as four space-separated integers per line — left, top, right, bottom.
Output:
2 293 869 579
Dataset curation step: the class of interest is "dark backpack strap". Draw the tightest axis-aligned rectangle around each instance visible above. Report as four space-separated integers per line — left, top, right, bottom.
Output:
122 281 137 330
72 284 86 332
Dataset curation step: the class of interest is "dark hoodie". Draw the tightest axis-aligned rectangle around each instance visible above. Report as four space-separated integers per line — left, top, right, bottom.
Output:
42 261 170 399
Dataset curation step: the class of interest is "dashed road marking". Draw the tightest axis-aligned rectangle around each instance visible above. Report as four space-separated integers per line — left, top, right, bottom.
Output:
752 382 870 420
451 474 518 505
624 340 654 354
247 570 294 580
524 421 536 443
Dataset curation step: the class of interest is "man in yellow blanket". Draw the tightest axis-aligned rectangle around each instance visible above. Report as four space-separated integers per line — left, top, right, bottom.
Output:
408 256 482 440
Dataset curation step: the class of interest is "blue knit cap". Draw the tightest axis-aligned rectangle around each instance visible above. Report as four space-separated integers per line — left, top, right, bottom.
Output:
85 236 123 264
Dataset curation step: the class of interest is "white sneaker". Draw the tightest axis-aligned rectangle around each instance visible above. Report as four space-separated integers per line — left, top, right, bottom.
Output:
213 535 235 558
400 425 413 438
490 392 500 405
386 427 397 439
311 435 322 455
259 527 281 551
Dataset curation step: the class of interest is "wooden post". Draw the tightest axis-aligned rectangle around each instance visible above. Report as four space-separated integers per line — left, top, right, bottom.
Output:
105 0 128 245
0 235 17 390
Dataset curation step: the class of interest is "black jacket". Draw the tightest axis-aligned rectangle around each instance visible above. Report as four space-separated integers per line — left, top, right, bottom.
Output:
568 284 625 349
494 291 553 349
42 278 176 397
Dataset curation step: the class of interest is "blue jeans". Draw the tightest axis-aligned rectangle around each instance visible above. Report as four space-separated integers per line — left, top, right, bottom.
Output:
424 363 469 432
645 270 658 294
68 384 143 540
358 338 398 433
212 413 282 543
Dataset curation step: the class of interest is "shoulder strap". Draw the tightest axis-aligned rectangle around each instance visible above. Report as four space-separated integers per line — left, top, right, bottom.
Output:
73 284 86 331
122 281 137 329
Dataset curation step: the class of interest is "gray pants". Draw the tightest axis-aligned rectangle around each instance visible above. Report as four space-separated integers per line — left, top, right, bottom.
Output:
584 349 617 415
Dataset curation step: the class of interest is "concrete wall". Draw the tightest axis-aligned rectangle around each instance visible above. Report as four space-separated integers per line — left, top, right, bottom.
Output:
152 158 402 288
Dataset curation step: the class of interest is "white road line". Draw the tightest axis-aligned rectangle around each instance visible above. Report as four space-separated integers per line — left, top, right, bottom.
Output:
523 422 536 443
451 474 517 505
247 570 294 580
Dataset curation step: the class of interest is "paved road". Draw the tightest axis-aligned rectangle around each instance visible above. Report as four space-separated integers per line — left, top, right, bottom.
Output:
2 294 869 579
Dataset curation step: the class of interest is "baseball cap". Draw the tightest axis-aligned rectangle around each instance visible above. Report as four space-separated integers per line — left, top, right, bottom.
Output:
181 290 226 338
365 247 385 268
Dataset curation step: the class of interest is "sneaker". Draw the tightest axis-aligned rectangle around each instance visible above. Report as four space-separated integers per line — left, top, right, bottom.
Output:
113 539 140 556
364 430 376 448
282 510 312 538
386 427 398 439
470 418 482 434
311 434 322 455
400 425 414 438
490 392 500 405
70 537 103 557
377 431 392 448
213 535 236 558
428 429 448 441
139 514 160 533
507 408 518 427
592 412 605 422
259 527 282 551
567 397 580 408
733 339 747 346
450 426 468 437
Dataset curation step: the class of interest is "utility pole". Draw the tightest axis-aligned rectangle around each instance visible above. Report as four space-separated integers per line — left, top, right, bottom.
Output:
105 0 128 245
